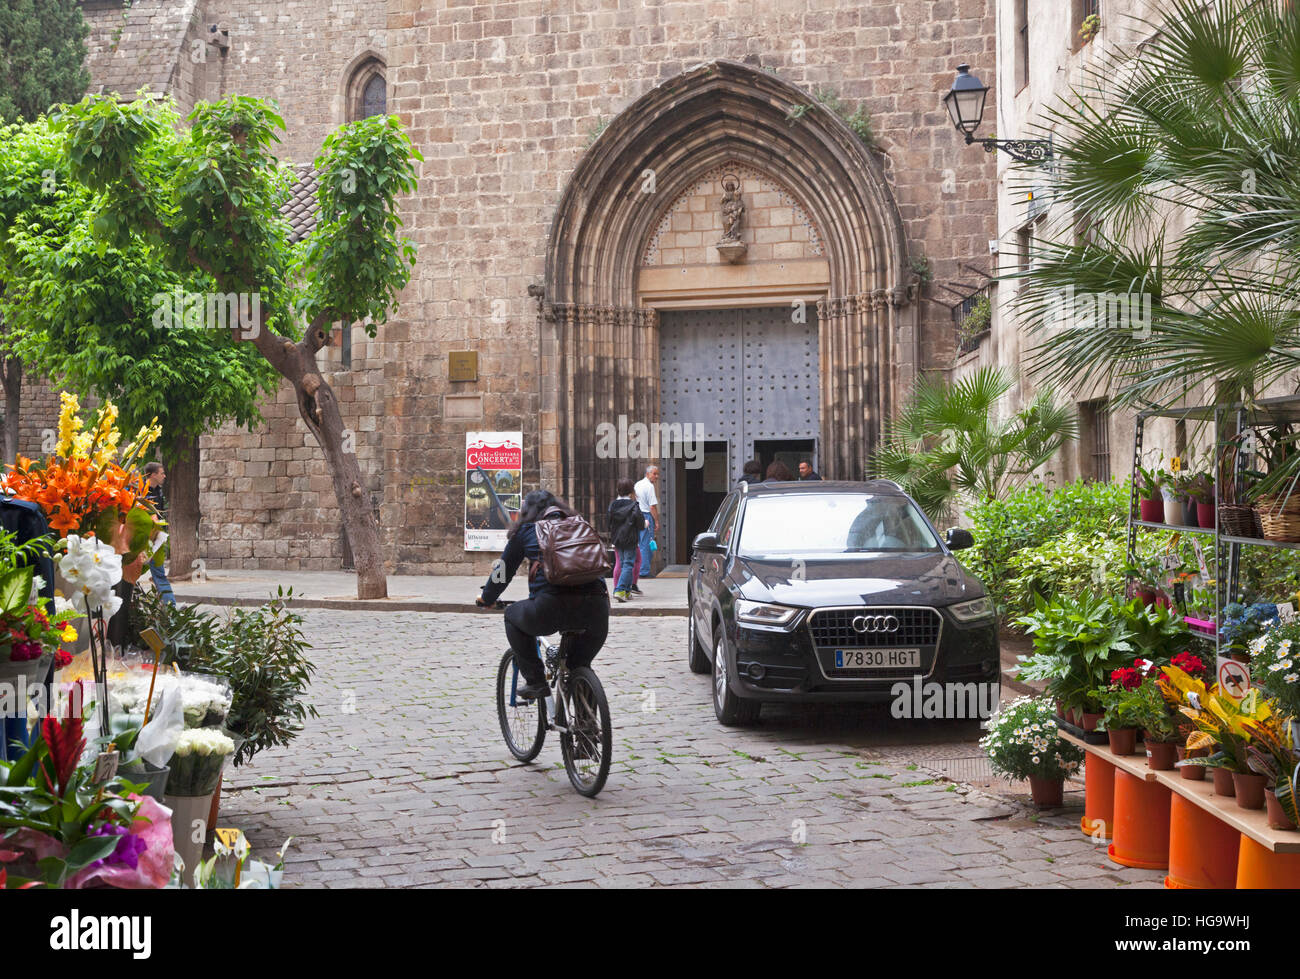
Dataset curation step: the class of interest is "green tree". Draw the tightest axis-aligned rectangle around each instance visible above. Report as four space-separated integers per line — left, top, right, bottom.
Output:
870 366 1078 521
54 94 420 598
1012 0 1300 427
0 0 91 461
0 111 278 579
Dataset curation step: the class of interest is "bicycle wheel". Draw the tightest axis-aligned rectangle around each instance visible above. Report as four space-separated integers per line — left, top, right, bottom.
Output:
497 650 546 762
559 667 613 797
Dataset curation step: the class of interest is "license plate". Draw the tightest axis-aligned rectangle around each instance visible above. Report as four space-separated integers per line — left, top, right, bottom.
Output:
834 648 920 669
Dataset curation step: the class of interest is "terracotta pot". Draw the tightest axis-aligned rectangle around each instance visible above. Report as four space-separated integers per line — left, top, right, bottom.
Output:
1065 707 1078 726
1139 498 1165 523
1145 740 1178 771
1266 789 1297 831
1028 775 1064 808
1212 766 1236 797
1107 727 1137 755
1233 772 1267 810
1196 502 1216 528
1176 745 1206 781
1081 711 1103 733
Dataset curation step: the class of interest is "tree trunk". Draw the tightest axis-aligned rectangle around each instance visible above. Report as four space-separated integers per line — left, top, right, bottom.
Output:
1 355 21 465
248 320 386 599
167 430 201 582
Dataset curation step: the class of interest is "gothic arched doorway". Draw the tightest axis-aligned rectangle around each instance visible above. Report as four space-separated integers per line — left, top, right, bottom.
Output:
540 59 918 537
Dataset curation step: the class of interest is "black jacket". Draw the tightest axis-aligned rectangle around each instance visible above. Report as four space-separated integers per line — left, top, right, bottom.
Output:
481 515 607 604
606 497 642 549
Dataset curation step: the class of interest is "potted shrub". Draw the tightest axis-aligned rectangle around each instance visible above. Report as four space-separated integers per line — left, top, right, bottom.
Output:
1015 591 1138 732
1092 666 1145 754
1162 471 1187 526
1187 472 1216 529
980 695 1084 807
1131 673 1180 769
1137 465 1165 523
1220 602 1280 657
1243 716 1300 830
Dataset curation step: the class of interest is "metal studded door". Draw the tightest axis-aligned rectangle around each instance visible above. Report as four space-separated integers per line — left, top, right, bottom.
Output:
658 306 820 562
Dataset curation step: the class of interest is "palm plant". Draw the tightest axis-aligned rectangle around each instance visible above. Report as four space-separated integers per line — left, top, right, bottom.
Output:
1011 0 1300 494
870 366 1077 520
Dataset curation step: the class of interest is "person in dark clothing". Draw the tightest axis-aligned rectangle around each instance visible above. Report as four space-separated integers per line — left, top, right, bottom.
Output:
737 459 762 487
475 489 609 700
764 460 794 482
607 478 643 603
798 461 822 481
142 461 175 606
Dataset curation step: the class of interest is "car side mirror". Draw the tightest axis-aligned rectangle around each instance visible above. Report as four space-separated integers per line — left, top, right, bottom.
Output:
693 531 722 553
946 528 975 551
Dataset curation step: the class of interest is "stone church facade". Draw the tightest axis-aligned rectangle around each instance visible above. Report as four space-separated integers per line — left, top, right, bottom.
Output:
73 0 998 574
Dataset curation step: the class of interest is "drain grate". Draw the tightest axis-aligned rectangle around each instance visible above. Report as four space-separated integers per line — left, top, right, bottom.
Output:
924 755 995 782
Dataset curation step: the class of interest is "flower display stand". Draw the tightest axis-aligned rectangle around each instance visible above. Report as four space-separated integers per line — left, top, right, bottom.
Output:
1064 730 1300 888
1109 769 1172 869
1166 794 1240 888
1080 756 1115 840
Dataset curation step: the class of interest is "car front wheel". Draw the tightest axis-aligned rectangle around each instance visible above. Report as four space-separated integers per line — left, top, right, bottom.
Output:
712 632 760 726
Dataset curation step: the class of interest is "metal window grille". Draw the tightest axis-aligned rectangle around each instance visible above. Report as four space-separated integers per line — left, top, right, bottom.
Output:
1085 399 1111 482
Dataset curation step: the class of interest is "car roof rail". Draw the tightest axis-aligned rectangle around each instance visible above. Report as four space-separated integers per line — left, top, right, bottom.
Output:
872 479 903 492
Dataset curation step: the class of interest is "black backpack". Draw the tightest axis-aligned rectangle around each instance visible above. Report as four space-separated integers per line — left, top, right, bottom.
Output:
607 498 642 550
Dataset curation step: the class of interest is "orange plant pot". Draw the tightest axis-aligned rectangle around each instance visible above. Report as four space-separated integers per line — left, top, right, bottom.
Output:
1164 794 1240 889
1080 756 1116 841
1108 769 1172 870
1236 835 1300 889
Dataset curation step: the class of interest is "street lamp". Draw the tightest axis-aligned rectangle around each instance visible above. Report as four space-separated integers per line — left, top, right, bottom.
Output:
944 63 1053 164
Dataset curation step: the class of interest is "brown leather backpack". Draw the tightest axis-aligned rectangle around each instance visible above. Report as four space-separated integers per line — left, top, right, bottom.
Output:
533 507 610 586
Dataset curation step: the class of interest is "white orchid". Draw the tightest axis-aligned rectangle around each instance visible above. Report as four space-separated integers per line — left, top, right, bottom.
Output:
56 534 123 616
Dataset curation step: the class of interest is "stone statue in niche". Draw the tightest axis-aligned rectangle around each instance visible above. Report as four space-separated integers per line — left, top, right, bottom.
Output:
715 173 748 263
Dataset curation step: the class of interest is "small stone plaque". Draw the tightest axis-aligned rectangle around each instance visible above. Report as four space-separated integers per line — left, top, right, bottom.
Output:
449 351 478 382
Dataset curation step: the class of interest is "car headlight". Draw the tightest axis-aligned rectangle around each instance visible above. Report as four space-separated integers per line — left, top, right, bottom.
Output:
736 600 801 629
949 597 995 622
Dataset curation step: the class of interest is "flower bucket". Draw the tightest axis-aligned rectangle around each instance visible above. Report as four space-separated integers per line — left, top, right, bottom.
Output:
166 791 215 885
1232 772 1266 810
1081 756 1116 841
1108 770 1171 870
1028 775 1064 808
1164 497 1186 526
1237 835 1300 888
1196 502 1216 529
1139 498 1164 523
1165 794 1239 889
1266 789 1297 831
0 651 53 691
119 759 170 803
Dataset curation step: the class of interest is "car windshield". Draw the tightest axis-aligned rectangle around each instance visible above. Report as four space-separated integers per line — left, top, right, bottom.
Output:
737 494 941 555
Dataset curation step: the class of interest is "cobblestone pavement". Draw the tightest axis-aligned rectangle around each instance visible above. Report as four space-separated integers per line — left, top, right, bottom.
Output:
219 609 1165 888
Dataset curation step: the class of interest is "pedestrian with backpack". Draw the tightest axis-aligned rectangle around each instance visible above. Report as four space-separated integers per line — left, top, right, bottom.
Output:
607 477 644 603
475 489 610 700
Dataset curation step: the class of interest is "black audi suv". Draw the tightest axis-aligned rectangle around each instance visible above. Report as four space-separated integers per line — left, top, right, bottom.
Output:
685 480 999 725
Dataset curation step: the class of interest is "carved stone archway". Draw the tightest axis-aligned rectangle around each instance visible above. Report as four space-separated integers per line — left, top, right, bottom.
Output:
540 60 917 520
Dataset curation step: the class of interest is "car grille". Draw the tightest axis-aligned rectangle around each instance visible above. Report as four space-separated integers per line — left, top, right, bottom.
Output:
807 607 942 649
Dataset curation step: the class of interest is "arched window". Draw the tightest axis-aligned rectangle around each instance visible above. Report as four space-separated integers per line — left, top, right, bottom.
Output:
360 73 386 119
344 56 387 123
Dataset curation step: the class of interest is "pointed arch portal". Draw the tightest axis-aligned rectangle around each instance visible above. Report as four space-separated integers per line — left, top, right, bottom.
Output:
541 60 917 522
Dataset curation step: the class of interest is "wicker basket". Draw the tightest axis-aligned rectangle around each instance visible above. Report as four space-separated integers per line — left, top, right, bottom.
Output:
1257 494 1300 542
1218 503 1260 538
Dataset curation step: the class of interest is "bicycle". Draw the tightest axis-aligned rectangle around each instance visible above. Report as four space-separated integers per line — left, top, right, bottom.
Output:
495 629 613 797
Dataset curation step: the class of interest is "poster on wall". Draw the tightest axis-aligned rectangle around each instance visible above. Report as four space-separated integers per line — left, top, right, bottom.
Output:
465 431 523 551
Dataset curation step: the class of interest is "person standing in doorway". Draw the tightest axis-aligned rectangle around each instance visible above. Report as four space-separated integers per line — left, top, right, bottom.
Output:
737 459 762 488
142 461 176 606
607 478 643 603
798 460 822 481
634 465 660 581
764 461 794 482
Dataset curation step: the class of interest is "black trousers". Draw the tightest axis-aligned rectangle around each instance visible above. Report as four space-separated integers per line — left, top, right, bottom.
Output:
504 588 609 685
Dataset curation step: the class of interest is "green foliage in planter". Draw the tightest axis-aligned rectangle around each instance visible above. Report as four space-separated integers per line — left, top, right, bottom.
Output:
1002 530 1128 618
1015 591 1138 712
957 294 992 344
964 477 1131 619
980 695 1084 782
132 587 318 766
1237 547 1300 606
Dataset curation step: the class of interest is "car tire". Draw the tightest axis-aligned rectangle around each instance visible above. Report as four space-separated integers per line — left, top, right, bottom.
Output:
712 631 760 726
687 606 710 675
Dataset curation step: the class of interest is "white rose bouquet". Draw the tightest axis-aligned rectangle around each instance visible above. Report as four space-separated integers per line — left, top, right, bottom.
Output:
166 728 235 796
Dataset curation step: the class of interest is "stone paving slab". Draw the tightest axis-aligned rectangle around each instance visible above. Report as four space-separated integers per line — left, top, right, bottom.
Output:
210 608 1163 889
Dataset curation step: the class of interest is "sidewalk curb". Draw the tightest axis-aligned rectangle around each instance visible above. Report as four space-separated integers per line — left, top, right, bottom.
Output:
179 594 688 616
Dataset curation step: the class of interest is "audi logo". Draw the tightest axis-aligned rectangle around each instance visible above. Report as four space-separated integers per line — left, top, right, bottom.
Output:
851 614 900 634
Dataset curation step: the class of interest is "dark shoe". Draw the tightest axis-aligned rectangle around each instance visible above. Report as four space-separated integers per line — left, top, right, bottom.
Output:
629 586 643 595
516 680 551 701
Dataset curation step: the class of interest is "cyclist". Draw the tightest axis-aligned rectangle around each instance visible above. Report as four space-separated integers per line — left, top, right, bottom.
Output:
476 489 610 701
